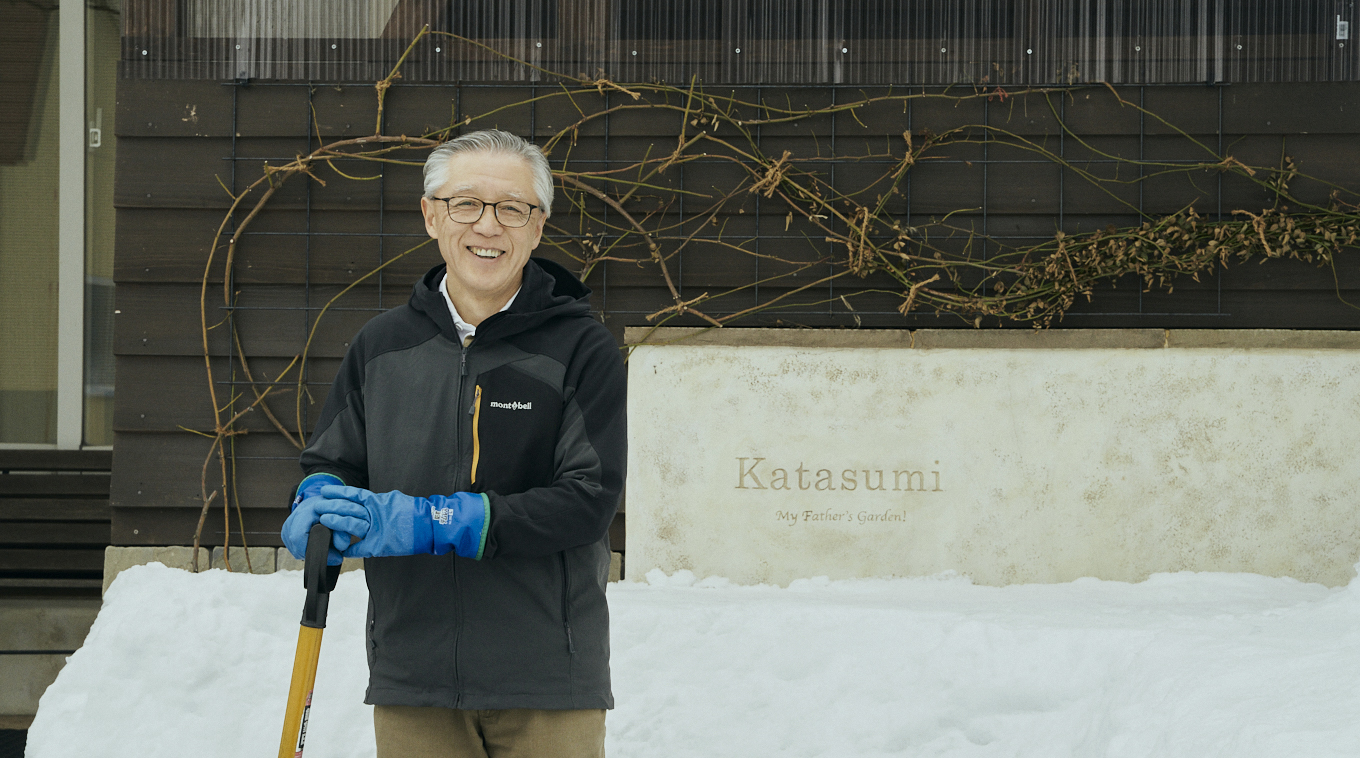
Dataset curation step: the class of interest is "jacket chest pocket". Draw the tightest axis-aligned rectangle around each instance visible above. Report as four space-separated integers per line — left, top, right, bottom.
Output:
470 367 563 492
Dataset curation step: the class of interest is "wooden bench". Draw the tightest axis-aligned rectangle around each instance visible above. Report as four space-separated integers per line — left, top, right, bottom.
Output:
0 451 111 597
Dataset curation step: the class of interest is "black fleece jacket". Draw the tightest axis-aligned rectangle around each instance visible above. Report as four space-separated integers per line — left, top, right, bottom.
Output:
299 258 626 710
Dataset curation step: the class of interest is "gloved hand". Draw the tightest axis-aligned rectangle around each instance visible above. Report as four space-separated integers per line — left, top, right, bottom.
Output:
282 473 366 565
315 485 490 560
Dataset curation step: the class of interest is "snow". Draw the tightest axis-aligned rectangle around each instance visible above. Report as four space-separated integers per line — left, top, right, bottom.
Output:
27 563 1360 757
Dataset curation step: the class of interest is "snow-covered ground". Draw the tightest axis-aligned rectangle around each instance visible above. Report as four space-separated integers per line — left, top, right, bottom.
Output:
26 563 1360 757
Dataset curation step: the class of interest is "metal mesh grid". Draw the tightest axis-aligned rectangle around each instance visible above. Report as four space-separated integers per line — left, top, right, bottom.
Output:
215 80 1235 402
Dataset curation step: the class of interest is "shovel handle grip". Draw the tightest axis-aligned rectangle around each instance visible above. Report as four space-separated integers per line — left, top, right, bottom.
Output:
301 523 340 628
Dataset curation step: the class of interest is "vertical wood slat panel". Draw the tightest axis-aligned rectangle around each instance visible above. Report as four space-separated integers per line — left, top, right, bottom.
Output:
121 0 1360 84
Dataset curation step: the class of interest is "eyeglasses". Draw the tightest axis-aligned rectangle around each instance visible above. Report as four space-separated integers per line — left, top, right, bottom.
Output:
431 196 539 228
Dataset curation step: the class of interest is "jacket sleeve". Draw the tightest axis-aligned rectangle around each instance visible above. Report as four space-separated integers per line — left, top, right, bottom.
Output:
297 336 371 492
480 326 626 559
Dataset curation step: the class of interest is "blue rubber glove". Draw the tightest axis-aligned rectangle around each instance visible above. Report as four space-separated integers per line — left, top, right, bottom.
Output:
315 484 490 560
282 473 365 565
293 472 355 553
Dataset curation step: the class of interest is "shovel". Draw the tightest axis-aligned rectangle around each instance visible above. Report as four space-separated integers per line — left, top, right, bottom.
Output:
277 523 341 758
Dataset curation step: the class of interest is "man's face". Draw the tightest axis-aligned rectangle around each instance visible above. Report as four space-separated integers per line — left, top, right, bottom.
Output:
420 151 546 307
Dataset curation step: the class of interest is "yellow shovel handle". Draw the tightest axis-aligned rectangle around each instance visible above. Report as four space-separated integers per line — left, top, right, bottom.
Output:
278 625 325 758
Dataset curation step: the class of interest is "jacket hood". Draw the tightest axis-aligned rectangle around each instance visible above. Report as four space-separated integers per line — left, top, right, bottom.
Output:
409 257 593 344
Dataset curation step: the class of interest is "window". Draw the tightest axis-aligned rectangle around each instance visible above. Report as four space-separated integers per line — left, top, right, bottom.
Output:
0 0 60 444
0 0 116 448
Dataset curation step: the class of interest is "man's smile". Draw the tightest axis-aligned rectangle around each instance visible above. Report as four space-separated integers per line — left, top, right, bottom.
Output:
469 246 505 259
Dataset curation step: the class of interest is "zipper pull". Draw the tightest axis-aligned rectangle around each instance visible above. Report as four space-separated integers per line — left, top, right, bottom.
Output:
460 349 468 377
565 623 576 655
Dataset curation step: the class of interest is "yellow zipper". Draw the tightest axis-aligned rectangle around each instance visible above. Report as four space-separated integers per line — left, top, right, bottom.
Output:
471 384 482 484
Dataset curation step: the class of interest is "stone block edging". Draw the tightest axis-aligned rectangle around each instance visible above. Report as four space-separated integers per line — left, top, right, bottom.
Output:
627 327 1360 350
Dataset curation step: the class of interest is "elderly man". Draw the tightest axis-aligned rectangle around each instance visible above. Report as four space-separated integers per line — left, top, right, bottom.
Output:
281 130 626 757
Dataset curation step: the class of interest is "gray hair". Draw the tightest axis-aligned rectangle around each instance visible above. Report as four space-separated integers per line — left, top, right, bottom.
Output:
422 130 553 219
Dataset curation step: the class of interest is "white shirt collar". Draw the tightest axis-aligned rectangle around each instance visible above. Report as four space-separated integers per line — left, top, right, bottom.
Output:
438 273 520 345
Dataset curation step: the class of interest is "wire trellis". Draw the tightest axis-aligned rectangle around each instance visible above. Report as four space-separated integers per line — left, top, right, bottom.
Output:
176 28 1360 558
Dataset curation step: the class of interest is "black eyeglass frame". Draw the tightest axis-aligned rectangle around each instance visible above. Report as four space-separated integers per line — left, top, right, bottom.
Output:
430 196 541 228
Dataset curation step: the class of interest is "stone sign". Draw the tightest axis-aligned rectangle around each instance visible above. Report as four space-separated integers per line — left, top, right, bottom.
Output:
625 329 1360 586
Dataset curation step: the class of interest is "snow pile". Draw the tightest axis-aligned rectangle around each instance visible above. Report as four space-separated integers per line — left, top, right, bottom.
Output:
28 563 1360 757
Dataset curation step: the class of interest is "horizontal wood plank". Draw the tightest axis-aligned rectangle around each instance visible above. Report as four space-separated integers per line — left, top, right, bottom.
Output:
1221 83 1360 135
117 78 234 138
0 577 103 590
114 282 391 359
115 136 237 209
0 523 111 546
112 506 288 547
0 450 112 472
110 431 307 510
0 549 106 573
112 355 342 434
0 474 111 498
0 500 112 522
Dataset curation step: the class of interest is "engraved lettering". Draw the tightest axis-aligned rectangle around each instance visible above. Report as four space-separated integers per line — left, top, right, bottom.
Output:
736 457 766 489
735 456 945 495
895 470 925 491
858 509 908 524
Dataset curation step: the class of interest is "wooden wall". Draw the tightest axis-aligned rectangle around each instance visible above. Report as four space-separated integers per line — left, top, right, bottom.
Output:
111 79 1360 553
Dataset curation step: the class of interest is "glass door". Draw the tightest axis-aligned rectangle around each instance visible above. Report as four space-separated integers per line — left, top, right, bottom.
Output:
0 0 61 444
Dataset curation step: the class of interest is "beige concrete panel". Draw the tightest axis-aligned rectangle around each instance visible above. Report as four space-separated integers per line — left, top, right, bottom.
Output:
627 345 1360 587
276 548 364 574
210 546 277 573
0 655 67 716
913 328 1165 349
1166 330 1360 349
102 546 209 594
0 598 99 717
276 549 304 571
0 599 100 650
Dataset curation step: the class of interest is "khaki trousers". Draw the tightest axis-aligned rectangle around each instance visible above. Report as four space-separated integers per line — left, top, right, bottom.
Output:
373 705 606 758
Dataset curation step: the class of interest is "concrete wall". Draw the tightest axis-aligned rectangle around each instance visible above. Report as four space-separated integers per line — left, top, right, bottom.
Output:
626 328 1360 587
0 599 100 726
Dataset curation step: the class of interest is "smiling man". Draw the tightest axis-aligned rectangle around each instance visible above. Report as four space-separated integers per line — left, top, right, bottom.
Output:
281 130 627 757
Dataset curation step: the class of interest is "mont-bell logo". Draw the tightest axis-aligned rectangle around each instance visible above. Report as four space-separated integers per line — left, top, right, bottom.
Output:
489 400 532 411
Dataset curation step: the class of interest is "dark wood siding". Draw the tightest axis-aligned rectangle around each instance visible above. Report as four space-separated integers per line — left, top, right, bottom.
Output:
112 78 1360 551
